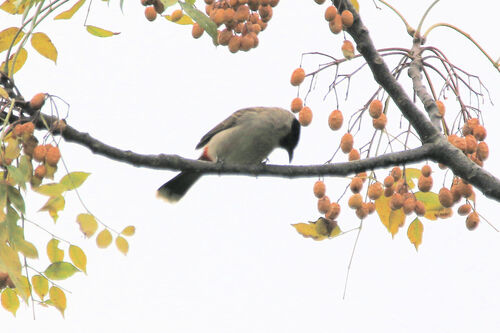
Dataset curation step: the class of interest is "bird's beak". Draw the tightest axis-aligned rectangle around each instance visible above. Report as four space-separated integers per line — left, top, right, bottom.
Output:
287 149 294 163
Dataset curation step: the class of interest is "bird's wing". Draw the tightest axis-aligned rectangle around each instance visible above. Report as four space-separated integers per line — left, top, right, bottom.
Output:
195 108 261 149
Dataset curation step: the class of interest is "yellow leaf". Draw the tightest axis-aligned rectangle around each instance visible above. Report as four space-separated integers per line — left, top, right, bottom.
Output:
407 218 424 251
351 0 360 12
292 218 341 241
0 87 9 99
0 47 27 76
49 286 66 317
165 14 194 25
14 275 31 299
120 225 135 236
1 288 19 316
44 262 79 280
60 171 90 191
96 229 112 248
35 183 66 196
76 213 98 237
53 0 86 20
39 195 65 222
31 275 48 300
404 168 421 189
375 194 406 237
86 25 120 38
0 27 24 53
0 243 28 301
115 236 129 255
414 191 449 220
30 32 58 64
69 245 87 273
0 0 28 14
46 238 64 263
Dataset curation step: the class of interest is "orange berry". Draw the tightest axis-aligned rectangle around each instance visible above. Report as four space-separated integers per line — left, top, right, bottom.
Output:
435 100 445 117
23 136 38 156
348 193 363 209
389 192 404 210
391 166 402 182
464 135 477 154
357 172 367 182
290 68 306 86
350 177 363 193
341 10 354 28
33 145 47 162
438 187 453 208
355 203 369 219
239 34 254 51
476 141 489 161
228 36 241 53
367 182 383 200
13 124 23 138
466 212 480 230
218 29 233 46
325 202 341 220
328 109 343 130
192 23 204 39
458 204 472 216
472 125 487 141
369 99 383 118
348 148 360 161
313 180 326 198
45 145 61 166
329 14 342 34
417 175 433 192
367 202 376 214
171 9 183 22
317 196 331 214
30 93 45 110
34 165 46 178
341 40 355 59
153 0 165 13
291 97 303 113
403 197 416 215
324 6 337 21
456 180 473 198
22 122 35 136
340 133 353 153
314 0 326 4
213 9 225 25
145 6 157 21
384 186 394 197
298 106 313 126
372 113 387 130
383 175 394 188
414 200 426 216
421 165 432 177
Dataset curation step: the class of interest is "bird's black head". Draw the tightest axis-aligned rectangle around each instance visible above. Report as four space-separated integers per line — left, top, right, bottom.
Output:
279 118 301 162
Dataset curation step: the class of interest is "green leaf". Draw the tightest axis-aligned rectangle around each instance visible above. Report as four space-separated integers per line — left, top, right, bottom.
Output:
7 186 25 214
6 166 24 186
44 262 79 280
31 275 49 300
69 245 87 274
86 25 120 38
407 218 424 251
18 155 33 183
179 1 217 42
1 288 19 316
30 32 58 63
60 171 90 191
49 286 66 317
76 213 98 237
0 27 24 52
46 238 64 263
162 0 178 8
53 0 85 20
414 191 451 220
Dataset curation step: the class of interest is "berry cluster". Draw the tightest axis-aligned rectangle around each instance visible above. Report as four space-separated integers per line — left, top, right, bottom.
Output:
201 0 279 52
141 0 166 22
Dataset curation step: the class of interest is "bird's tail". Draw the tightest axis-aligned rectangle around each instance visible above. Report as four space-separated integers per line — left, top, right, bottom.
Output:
156 172 201 203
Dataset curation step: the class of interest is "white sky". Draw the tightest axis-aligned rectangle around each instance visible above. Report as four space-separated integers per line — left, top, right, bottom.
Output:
2 0 500 332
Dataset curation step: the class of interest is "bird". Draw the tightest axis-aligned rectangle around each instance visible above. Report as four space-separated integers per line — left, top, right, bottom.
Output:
157 106 301 202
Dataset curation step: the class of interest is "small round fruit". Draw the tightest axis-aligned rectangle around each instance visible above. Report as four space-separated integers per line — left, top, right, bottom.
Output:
355 204 369 219
329 14 342 34
341 40 355 59
317 196 331 214
22 122 35 136
369 99 383 118
291 97 303 113
384 186 394 197
313 180 326 198
438 187 453 208
328 109 343 130
348 193 363 209
153 0 165 14
341 10 354 28
46 145 61 166
145 6 157 21
367 182 383 200
34 165 46 178
228 36 241 53
476 141 489 161
290 68 306 86
372 113 387 130
414 200 426 216
325 202 341 220
418 175 433 192
458 203 472 216
33 145 48 162
383 175 394 188
421 165 431 177
13 124 23 138
367 202 376 214
340 133 353 153
435 100 445 117
390 166 402 182
298 106 313 126
30 93 45 110
389 192 404 210
192 23 204 38
171 9 183 22
464 135 477 154
314 0 326 4
350 177 363 193
324 6 337 21
348 148 360 161
466 212 480 230
473 125 487 141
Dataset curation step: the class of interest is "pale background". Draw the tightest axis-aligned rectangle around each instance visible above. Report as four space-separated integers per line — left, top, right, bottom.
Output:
2 0 500 332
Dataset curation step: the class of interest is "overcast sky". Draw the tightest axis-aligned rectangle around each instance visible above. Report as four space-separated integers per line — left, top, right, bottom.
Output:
2 0 500 332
